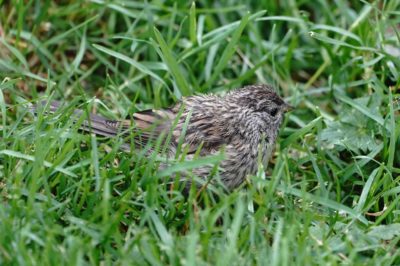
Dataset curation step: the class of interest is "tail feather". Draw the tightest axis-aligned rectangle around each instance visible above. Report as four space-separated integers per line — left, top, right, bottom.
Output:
31 100 122 137
31 100 174 152
80 113 122 137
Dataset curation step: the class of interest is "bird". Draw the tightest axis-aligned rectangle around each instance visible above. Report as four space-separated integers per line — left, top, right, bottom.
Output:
33 84 292 192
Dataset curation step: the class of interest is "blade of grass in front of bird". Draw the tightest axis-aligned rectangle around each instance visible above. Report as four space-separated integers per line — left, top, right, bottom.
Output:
157 154 224 178
185 232 199 266
90 133 101 191
0 150 77 177
148 209 174 251
271 219 284 266
217 197 245 265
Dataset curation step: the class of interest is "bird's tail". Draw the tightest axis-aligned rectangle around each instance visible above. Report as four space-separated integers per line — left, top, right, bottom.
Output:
31 100 174 153
30 100 126 138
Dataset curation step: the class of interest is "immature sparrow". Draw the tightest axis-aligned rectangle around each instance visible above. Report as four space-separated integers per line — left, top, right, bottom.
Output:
35 84 292 191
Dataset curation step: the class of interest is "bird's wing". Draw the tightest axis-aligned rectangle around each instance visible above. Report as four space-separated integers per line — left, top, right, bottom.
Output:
171 103 227 155
81 108 175 150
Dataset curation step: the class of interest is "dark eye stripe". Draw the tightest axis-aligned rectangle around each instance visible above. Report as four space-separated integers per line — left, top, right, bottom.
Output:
270 108 278 117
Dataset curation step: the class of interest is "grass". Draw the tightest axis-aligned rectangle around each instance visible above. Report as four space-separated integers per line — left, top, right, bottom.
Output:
1 0 400 264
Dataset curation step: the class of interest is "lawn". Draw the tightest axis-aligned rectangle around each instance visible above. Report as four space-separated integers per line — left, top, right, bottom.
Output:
1 0 400 265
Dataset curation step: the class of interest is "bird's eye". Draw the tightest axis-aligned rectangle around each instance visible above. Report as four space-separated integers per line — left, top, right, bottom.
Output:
270 108 278 117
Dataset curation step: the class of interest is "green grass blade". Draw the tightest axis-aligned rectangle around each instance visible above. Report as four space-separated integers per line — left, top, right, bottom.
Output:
0 149 77 177
93 44 168 88
279 185 369 224
281 116 322 149
189 2 197 45
203 12 251 89
153 27 191 96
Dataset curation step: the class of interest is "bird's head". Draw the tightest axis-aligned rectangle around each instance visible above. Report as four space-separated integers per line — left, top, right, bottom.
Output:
227 84 292 127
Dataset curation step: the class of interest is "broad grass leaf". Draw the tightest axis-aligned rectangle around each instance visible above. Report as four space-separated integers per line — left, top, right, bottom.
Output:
368 224 400 240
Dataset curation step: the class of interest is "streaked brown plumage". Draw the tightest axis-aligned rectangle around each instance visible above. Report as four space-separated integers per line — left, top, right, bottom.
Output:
34 84 292 191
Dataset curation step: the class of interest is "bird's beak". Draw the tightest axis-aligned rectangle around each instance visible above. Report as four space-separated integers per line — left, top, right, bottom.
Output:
283 103 294 113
